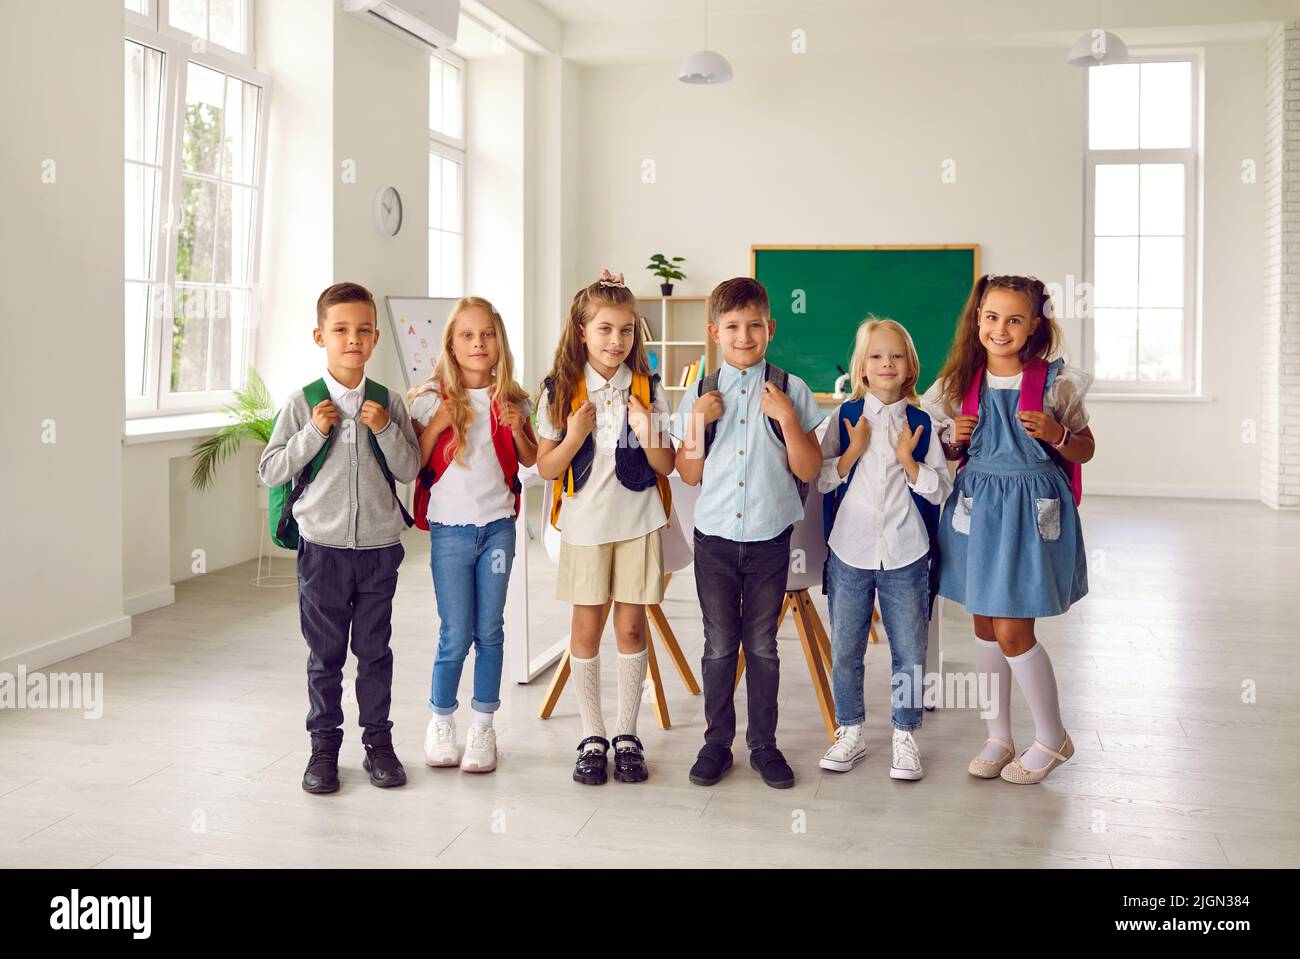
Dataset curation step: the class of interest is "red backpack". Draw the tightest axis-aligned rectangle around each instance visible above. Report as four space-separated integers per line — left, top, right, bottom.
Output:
412 394 522 530
960 360 1083 505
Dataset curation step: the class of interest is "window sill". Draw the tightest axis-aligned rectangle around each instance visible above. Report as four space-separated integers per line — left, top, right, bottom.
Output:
1088 392 1212 403
123 411 237 446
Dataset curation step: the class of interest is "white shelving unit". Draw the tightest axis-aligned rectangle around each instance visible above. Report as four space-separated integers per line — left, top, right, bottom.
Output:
636 295 715 393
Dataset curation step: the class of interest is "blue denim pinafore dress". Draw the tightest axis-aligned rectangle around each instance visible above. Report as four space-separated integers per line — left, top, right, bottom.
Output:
937 360 1088 618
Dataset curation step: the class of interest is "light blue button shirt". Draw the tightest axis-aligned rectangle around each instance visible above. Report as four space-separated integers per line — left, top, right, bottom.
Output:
671 358 825 542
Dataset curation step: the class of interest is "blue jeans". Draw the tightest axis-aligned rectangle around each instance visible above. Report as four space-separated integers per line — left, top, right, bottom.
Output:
428 517 516 714
826 550 929 731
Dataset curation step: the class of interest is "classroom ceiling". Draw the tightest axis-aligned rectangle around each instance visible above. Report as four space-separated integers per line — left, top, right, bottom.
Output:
529 0 1286 64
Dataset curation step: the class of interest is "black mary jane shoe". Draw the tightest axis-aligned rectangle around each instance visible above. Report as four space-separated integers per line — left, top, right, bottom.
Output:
573 736 610 785
611 734 649 783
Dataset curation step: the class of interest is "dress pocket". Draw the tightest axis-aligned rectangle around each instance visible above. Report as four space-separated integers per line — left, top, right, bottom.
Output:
1035 497 1061 541
952 494 973 535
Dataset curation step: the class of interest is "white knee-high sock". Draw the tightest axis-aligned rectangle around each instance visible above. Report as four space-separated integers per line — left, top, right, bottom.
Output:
614 648 648 745
974 638 1014 762
1005 642 1067 770
570 653 606 749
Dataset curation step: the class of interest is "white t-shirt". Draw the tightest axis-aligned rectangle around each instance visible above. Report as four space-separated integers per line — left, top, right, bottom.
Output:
408 386 527 528
535 362 671 547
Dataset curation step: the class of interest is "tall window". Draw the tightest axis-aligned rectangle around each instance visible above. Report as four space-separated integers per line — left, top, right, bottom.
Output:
1084 56 1200 394
124 0 267 416
429 52 465 298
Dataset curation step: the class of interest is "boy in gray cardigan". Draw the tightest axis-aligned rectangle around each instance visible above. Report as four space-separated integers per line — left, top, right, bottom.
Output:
259 282 420 793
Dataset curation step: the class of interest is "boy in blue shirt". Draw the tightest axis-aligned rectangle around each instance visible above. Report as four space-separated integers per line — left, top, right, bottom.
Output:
673 278 824 788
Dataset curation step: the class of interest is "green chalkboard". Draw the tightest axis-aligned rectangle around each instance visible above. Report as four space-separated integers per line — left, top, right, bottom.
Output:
752 245 980 396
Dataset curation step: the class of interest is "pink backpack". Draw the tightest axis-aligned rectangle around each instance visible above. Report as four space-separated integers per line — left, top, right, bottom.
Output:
960 360 1083 506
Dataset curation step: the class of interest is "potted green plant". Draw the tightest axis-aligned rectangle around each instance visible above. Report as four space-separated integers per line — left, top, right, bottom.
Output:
645 253 686 296
189 369 277 494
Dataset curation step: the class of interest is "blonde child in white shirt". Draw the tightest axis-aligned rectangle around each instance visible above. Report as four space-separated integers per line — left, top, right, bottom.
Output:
407 297 537 774
817 318 951 780
535 270 675 786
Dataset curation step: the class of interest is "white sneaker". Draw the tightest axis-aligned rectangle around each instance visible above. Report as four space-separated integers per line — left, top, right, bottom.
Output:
461 723 497 773
890 729 923 781
423 715 459 767
819 725 866 772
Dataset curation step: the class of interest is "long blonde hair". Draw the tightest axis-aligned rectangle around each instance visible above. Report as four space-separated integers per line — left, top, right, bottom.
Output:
848 316 922 404
407 296 529 468
542 275 651 429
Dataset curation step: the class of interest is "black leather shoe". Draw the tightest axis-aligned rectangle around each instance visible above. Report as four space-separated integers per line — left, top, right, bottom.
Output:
573 736 609 785
689 743 733 786
750 745 795 789
362 743 407 788
302 739 340 794
611 734 648 783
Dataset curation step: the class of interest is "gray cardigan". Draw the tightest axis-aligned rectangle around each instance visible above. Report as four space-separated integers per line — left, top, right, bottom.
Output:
258 385 421 549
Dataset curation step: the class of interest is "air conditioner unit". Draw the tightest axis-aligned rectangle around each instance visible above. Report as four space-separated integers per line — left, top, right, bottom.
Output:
342 0 459 52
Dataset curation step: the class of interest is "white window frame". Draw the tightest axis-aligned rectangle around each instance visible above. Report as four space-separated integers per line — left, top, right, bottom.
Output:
128 0 256 65
1082 50 1202 397
125 1 270 418
429 49 466 298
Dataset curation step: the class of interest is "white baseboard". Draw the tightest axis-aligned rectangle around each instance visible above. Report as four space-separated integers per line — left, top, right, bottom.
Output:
0 615 133 675
1084 484 1258 501
123 585 175 616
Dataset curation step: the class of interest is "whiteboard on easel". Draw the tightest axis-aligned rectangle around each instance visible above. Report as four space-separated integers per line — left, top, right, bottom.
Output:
383 295 458 390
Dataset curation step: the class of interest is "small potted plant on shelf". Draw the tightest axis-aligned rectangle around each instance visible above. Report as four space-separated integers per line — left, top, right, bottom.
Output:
645 253 686 296
189 368 276 495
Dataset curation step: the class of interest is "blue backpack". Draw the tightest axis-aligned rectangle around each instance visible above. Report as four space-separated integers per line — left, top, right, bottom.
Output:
821 398 940 614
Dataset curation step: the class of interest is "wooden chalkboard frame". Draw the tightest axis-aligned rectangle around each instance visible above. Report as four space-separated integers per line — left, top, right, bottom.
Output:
750 244 981 399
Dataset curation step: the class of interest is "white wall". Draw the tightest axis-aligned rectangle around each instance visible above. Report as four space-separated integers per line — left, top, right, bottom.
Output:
0 0 130 670
564 40 1267 499
333 6 430 394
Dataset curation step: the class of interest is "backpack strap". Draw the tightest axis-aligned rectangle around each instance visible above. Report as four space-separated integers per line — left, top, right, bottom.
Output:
698 368 722 458
905 403 941 616
956 366 984 473
549 376 590 531
276 379 333 546
361 379 414 529
630 371 673 528
1022 359 1082 505
762 362 809 504
820 397 865 595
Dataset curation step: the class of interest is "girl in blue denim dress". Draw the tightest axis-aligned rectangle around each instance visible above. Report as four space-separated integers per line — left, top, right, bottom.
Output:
407 297 538 774
923 275 1096 785
818 318 951 781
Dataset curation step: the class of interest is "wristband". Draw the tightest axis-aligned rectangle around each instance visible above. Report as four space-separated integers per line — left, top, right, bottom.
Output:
1053 426 1071 450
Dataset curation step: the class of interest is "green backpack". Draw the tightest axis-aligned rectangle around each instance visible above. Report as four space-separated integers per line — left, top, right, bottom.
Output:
268 378 414 549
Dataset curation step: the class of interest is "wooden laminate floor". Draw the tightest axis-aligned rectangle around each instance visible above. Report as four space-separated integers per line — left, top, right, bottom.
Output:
2 496 1298 868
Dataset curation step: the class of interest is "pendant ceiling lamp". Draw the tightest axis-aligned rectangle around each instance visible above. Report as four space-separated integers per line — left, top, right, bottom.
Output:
1067 0 1130 66
679 0 733 84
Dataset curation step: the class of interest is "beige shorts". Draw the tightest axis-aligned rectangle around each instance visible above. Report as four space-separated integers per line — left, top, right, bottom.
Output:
557 532 664 606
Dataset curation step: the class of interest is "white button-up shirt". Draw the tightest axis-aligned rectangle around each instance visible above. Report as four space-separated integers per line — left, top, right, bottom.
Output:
817 392 952 571
536 362 671 546
323 369 366 419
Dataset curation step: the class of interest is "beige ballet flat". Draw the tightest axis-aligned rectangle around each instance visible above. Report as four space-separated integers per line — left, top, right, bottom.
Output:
967 737 1015 778
1000 733 1075 784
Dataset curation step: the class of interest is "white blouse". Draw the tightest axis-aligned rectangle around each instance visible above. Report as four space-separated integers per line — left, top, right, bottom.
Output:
409 385 528 528
920 363 1093 445
817 394 952 571
535 362 672 547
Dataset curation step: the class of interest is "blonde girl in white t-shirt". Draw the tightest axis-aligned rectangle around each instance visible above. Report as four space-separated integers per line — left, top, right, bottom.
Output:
407 296 537 774
535 270 675 786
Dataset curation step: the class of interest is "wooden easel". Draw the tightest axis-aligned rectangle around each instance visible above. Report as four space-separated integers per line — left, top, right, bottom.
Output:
538 573 700 729
734 590 880 742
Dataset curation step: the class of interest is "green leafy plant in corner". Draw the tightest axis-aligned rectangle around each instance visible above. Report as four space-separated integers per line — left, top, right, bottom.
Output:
189 369 276 492
645 253 687 284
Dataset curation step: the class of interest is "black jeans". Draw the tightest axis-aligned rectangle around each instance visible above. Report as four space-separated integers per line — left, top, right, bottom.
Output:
693 526 792 750
297 539 405 747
